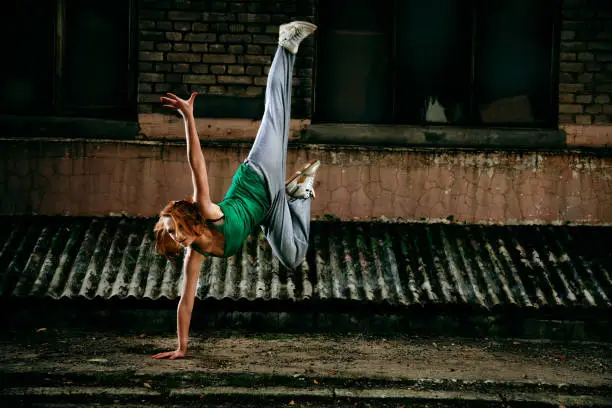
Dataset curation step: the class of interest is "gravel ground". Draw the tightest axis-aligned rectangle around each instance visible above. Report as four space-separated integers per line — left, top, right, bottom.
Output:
1 327 610 407
0 327 610 386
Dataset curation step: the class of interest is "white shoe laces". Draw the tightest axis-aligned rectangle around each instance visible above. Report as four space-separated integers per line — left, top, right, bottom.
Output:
284 25 304 43
294 26 303 39
302 175 314 195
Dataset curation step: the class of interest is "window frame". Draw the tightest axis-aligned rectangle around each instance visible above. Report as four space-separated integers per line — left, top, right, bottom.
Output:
29 0 138 121
312 0 561 130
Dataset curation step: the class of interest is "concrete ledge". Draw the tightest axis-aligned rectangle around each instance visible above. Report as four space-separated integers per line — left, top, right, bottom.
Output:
3 385 609 407
137 113 310 140
1 387 160 398
563 124 612 148
0 115 139 140
2 115 611 151
170 386 332 398
3 302 611 341
3 372 609 396
170 386 612 407
303 123 565 148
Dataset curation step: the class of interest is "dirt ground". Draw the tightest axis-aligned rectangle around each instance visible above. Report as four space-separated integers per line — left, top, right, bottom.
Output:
0 327 610 390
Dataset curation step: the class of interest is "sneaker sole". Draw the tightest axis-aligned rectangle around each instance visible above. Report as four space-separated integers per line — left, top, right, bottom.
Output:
294 21 318 31
279 22 318 42
280 21 318 32
285 159 320 186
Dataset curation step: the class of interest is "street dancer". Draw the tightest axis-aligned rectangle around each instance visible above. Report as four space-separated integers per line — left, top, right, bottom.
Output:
152 21 319 360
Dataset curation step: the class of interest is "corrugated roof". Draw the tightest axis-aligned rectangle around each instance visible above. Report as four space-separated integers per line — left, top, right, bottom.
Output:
0 216 611 310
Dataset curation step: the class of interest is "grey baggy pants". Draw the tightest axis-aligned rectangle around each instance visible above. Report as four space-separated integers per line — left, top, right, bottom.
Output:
243 46 311 270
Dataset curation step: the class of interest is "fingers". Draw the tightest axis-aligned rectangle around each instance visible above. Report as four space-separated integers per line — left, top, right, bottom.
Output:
160 96 179 111
152 350 185 359
152 351 173 359
163 92 196 102
161 93 195 113
160 96 176 104
161 94 181 110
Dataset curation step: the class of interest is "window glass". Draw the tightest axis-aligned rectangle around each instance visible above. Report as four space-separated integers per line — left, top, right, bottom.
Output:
319 0 390 32
394 0 473 124
315 0 558 128
1 1 55 114
315 0 393 123
62 0 131 117
474 0 555 125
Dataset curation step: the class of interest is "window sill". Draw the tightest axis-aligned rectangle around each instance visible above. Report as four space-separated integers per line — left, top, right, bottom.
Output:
0 115 139 140
301 123 565 149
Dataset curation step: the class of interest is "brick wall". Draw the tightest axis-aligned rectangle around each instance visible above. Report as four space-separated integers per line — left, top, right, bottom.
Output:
134 0 612 146
559 0 612 125
137 0 315 119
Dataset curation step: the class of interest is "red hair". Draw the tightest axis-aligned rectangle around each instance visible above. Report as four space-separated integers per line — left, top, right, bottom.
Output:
154 198 205 262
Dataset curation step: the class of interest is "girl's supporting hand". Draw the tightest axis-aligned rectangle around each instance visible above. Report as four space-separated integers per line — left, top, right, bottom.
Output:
152 349 187 360
160 92 198 118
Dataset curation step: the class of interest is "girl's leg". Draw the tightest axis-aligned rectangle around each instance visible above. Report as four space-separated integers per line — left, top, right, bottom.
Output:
244 22 318 269
247 46 311 269
244 45 295 196
265 192 312 269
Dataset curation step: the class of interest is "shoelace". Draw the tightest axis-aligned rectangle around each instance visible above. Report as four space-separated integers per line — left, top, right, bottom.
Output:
283 25 303 43
294 26 303 39
301 175 314 192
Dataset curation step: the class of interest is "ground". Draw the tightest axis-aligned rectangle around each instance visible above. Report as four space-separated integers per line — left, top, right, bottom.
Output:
0 327 611 407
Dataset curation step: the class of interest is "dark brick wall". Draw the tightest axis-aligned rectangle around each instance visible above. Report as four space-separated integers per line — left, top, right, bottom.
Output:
137 0 315 118
559 0 612 125
136 0 611 126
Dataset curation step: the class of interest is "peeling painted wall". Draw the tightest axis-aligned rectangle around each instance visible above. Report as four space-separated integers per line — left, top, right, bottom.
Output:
1 139 611 225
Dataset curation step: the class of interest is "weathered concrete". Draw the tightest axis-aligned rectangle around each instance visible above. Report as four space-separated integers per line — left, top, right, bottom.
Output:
3 299 611 342
1 138 612 224
563 124 612 148
138 117 612 148
304 124 566 148
3 386 609 407
137 113 310 140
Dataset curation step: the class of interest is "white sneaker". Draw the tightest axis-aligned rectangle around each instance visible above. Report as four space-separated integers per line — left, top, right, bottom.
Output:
279 21 317 54
286 160 321 199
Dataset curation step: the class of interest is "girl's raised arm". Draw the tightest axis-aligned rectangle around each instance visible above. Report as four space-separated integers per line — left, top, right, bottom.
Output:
160 92 224 220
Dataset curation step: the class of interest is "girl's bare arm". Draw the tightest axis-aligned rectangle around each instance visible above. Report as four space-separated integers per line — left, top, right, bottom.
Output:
152 247 204 360
160 92 224 220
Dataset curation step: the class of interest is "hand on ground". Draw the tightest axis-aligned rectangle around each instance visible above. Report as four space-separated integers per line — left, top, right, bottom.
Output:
152 349 187 360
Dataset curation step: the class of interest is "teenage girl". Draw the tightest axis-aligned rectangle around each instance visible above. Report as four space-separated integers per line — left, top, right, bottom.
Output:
152 22 319 359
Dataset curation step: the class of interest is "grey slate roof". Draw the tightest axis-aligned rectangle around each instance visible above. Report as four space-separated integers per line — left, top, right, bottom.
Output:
1 216 611 310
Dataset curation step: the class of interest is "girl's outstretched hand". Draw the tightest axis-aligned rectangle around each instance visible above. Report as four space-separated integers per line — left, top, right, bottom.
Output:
152 349 187 360
160 92 198 118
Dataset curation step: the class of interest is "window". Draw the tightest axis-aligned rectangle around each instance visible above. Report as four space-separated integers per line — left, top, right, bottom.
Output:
2 1 55 115
1 0 136 120
315 0 558 128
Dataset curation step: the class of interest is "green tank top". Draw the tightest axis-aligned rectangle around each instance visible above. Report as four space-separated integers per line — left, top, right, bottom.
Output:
191 164 269 258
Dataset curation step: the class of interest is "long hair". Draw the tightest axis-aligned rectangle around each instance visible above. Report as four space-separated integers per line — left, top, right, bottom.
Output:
154 198 205 262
